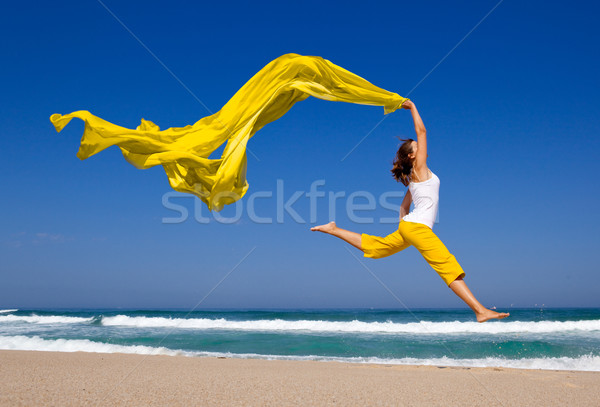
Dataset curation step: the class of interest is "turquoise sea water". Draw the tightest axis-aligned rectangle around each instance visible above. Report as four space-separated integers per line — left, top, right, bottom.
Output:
1 308 599 371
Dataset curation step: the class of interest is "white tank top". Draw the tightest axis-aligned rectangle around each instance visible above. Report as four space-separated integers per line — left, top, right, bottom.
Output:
402 168 440 229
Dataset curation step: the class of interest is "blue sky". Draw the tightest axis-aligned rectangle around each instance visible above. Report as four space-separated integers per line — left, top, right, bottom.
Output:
1 0 598 309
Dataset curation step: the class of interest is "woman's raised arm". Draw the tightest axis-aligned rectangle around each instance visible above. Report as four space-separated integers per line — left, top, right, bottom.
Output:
402 100 428 171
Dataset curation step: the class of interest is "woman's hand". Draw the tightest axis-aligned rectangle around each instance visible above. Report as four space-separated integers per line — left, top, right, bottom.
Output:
401 100 414 110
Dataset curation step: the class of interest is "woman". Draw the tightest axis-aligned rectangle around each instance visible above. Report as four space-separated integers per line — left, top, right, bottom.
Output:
311 100 509 323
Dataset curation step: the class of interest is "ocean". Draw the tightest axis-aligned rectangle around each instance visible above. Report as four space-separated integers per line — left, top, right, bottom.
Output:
1 308 599 371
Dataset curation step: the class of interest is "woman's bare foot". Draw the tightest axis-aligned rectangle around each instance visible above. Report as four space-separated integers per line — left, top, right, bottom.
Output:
310 222 363 251
310 221 337 234
476 308 510 323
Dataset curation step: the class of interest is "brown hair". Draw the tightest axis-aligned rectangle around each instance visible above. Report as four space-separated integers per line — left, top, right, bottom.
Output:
390 138 415 186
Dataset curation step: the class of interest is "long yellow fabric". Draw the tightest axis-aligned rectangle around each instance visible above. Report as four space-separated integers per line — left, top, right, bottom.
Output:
50 53 408 211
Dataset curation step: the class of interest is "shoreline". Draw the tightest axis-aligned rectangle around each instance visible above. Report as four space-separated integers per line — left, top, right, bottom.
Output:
1 350 598 406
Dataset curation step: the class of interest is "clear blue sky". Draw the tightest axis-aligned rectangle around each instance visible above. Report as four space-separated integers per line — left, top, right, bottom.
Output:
1 0 598 309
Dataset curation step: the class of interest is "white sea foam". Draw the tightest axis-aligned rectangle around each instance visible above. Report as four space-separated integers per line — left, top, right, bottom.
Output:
313 354 600 372
100 315 600 335
0 309 18 314
0 335 183 356
0 315 93 324
0 335 598 371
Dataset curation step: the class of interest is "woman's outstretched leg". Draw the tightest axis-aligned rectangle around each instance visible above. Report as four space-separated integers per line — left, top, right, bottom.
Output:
310 222 363 251
449 276 510 322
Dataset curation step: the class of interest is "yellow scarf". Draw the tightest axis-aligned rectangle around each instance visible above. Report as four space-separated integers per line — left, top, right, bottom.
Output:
50 54 408 211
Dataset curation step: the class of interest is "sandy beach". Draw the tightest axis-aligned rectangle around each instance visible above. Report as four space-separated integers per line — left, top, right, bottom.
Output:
0 350 598 406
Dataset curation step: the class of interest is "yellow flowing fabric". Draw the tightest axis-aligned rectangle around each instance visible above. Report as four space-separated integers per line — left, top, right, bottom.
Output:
50 53 408 211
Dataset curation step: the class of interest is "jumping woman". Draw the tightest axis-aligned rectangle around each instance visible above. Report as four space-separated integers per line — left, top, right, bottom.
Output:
311 100 509 323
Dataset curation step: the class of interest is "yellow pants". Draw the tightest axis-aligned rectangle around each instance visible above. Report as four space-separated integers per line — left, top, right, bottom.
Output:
361 221 465 286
